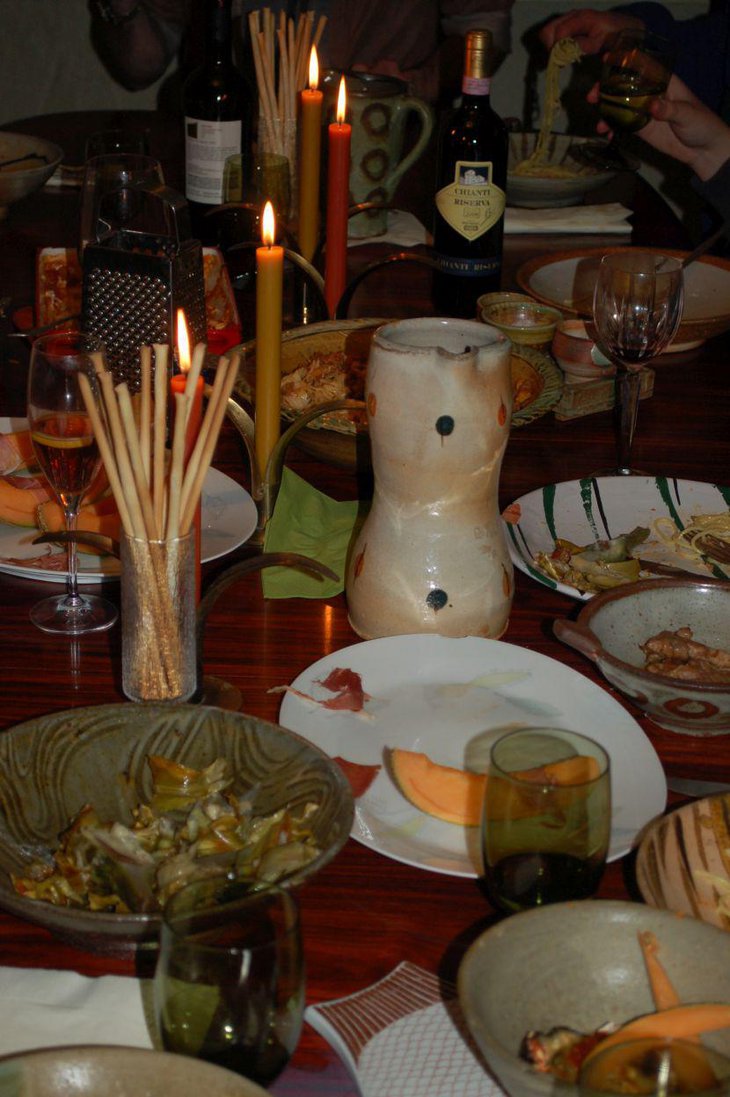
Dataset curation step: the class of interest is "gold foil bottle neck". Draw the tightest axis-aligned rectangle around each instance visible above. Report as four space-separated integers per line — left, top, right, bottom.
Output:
464 29 493 79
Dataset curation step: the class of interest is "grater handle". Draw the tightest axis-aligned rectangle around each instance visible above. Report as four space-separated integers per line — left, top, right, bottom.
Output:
95 180 194 245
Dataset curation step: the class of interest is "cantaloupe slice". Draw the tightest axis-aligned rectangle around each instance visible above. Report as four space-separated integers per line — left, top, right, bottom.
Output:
37 497 121 553
391 749 486 826
0 429 38 475
390 748 602 827
0 477 54 526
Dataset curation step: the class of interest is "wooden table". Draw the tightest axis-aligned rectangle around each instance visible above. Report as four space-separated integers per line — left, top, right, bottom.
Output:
1 110 729 1096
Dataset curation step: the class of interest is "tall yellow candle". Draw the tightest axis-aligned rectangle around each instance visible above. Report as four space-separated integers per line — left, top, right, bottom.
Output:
255 200 283 481
298 46 323 263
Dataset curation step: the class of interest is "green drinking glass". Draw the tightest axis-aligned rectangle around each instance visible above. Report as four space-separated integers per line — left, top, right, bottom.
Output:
153 877 304 1087
481 726 611 913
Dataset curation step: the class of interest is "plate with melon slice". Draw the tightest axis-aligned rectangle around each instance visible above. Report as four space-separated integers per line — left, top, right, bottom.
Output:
278 634 666 877
0 417 257 583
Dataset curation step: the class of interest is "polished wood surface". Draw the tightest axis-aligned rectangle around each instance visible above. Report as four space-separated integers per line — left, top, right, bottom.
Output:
1 110 729 1096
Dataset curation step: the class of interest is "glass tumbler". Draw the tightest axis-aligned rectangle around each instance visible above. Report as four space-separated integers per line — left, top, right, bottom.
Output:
481 726 611 913
120 528 196 703
154 878 304 1087
579 1037 730 1095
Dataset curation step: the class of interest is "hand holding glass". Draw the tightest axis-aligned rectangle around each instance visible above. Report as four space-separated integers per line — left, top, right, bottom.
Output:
593 250 684 475
154 878 304 1087
599 29 674 132
26 332 118 634
481 727 611 913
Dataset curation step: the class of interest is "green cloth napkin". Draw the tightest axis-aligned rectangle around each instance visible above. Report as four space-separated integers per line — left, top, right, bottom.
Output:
262 467 362 598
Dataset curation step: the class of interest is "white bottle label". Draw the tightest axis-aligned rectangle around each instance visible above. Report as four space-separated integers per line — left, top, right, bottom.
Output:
435 159 505 241
185 117 242 204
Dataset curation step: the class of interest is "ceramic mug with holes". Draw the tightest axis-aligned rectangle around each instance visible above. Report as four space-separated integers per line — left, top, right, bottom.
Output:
323 71 434 238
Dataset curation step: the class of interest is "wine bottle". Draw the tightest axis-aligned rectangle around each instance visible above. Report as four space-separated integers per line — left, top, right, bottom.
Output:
432 29 508 317
183 0 250 242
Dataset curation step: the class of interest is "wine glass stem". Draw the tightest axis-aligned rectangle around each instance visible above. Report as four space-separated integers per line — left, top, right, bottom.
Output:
64 503 82 606
616 365 642 475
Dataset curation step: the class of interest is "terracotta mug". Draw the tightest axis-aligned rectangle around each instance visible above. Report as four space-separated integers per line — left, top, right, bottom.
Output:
323 71 434 238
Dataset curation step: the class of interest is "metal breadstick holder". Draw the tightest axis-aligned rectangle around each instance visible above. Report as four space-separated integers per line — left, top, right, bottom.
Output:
81 182 206 392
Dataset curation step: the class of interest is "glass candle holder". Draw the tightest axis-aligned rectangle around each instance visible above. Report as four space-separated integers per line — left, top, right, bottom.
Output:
121 529 196 703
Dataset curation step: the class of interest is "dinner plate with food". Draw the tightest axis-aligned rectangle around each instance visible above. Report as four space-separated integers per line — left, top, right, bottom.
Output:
278 634 666 877
0 417 257 582
504 475 730 600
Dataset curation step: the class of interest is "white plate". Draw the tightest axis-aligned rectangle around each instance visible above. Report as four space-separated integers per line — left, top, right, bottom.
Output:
278 634 666 876
0 416 256 582
504 475 730 601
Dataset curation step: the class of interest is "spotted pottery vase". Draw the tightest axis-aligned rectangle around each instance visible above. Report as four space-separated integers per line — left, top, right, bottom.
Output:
345 317 514 639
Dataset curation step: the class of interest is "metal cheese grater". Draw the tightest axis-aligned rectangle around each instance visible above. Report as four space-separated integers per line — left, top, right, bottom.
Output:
81 183 206 392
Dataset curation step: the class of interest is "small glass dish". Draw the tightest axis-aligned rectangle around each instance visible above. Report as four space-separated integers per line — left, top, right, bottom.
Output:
480 299 563 347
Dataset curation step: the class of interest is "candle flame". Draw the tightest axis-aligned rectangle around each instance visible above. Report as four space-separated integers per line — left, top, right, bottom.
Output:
262 200 276 246
336 75 347 124
308 45 319 91
176 308 191 373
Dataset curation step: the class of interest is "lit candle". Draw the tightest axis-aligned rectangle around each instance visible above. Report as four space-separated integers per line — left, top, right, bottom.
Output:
171 309 204 595
324 75 351 319
255 200 283 481
298 46 323 264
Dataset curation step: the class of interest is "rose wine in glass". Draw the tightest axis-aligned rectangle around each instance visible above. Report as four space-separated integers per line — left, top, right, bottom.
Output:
592 250 683 475
27 332 118 634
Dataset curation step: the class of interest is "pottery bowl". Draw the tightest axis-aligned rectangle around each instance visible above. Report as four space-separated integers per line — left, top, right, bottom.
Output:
554 578 730 735
0 1047 269 1097
480 300 563 347
0 703 353 951
636 792 730 931
0 132 63 218
551 319 615 381
507 133 618 209
475 291 534 318
458 900 730 1097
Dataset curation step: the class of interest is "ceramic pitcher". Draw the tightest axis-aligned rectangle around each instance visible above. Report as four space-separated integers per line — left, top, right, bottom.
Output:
345 317 514 639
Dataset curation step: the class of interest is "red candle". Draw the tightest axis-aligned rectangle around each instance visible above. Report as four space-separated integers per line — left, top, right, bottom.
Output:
171 309 203 596
324 75 351 319
298 46 323 264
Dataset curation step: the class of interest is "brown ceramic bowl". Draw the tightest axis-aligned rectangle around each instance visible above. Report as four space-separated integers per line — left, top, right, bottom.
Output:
636 793 730 931
458 899 730 1097
554 577 730 735
0 703 353 952
480 300 563 347
0 1047 268 1097
551 319 615 381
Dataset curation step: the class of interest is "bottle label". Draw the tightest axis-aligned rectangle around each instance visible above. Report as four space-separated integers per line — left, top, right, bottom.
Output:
463 75 491 96
185 117 242 204
435 159 506 242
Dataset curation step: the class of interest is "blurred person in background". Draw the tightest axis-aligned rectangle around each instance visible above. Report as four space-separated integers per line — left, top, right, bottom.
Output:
90 0 515 105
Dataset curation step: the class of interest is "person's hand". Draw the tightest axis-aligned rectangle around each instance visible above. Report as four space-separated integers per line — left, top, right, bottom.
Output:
540 8 644 54
638 75 730 181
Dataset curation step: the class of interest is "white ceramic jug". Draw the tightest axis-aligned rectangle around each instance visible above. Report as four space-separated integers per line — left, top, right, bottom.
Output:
345 317 514 639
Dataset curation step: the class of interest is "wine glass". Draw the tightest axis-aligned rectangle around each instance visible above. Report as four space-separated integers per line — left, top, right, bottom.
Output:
27 332 118 635
79 153 164 253
579 1037 730 1095
153 877 304 1088
598 29 675 133
592 250 684 475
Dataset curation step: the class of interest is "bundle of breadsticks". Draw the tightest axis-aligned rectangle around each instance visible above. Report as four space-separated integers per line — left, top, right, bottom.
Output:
79 345 239 699
248 6 327 204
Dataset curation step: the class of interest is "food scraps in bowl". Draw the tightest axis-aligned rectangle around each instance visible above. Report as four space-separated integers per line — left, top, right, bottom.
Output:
12 754 322 914
533 526 650 594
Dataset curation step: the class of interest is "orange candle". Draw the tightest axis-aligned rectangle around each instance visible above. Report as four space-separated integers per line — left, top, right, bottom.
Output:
255 200 283 481
324 75 351 319
171 309 203 595
298 46 323 263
